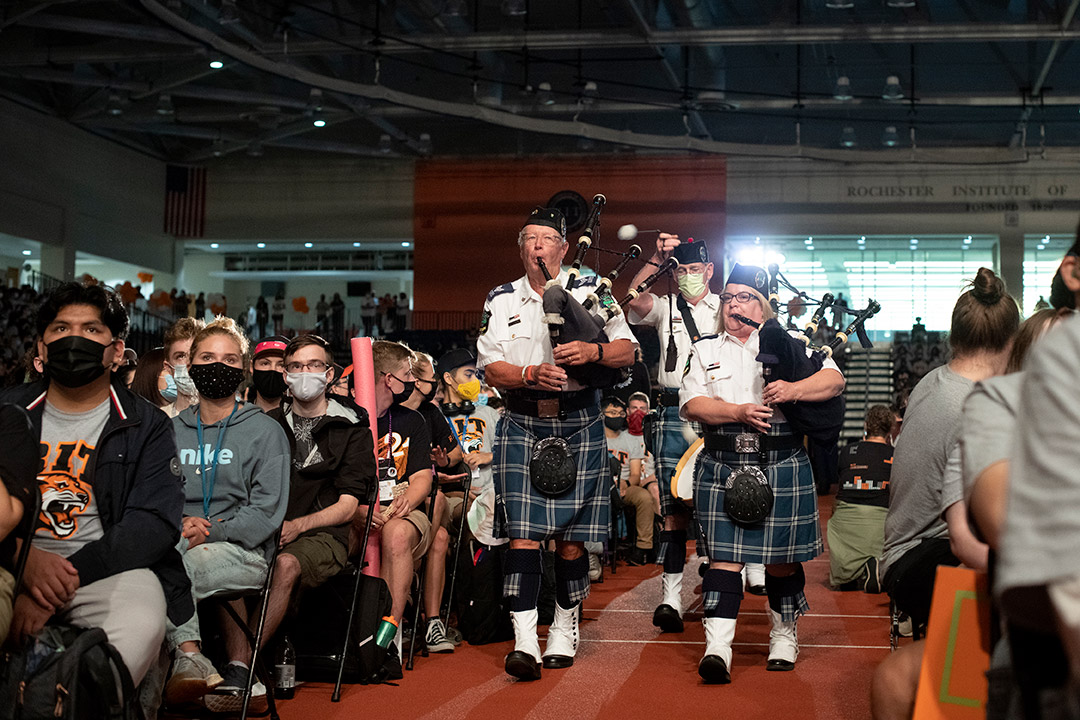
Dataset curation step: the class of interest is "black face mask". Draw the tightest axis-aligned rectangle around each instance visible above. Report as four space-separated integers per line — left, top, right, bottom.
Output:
389 374 415 406
252 369 287 399
188 362 245 400
45 336 109 388
418 381 438 404
604 416 628 432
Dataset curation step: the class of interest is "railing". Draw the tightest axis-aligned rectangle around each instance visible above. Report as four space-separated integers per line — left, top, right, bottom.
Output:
25 269 63 294
412 311 483 332
125 306 174 354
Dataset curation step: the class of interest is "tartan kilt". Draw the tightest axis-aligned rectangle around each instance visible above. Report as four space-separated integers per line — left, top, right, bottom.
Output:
693 422 823 565
653 400 695 517
493 402 609 543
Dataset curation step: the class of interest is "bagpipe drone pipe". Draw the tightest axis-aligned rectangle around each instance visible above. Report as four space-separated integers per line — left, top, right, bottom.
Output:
730 266 882 446
535 193 673 389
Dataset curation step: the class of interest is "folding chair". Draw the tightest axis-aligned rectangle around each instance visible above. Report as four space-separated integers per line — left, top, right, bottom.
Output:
208 528 283 720
405 476 440 671
889 596 923 651
440 471 473 626
332 478 379 702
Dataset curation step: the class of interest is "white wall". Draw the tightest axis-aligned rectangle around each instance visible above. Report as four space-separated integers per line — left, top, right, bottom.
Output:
0 97 175 277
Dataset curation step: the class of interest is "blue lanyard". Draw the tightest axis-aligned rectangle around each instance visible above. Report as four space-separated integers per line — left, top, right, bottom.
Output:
196 401 239 519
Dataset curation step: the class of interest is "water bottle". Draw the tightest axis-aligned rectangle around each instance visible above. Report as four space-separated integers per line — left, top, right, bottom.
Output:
274 636 296 700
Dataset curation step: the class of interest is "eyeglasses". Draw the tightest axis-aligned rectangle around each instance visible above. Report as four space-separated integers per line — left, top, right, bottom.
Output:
522 234 563 246
719 292 759 305
285 360 328 373
603 410 627 418
674 265 706 277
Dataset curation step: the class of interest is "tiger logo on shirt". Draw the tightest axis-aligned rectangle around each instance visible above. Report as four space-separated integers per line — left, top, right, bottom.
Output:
37 471 92 539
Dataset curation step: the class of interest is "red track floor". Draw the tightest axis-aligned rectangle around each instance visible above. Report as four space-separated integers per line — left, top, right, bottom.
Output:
275 495 889 720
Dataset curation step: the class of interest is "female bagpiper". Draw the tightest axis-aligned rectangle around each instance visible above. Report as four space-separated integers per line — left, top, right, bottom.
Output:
680 263 845 684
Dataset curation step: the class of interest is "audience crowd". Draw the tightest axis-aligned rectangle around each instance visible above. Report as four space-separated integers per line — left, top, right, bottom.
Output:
1 230 1078 720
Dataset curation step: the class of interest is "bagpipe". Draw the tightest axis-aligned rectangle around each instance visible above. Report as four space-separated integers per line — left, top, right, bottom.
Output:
730 266 881 445
535 193 675 389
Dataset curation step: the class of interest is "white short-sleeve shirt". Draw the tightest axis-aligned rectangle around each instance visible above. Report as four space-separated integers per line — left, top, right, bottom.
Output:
678 328 841 424
476 271 639 393
628 291 722 389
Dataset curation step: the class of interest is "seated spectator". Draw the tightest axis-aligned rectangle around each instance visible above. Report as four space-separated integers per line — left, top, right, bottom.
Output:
602 397 652 565
351 340 434 677
827 405 894 592
129 347 170 410
881 268 1018 633
626 392 660 516
439 349 501 546
1 281 191 687
114 348 138 388
164 317 289 710
249 336 289 414
163 317 205 417
0 404 36 646
400 351 458 654
264 335 372 657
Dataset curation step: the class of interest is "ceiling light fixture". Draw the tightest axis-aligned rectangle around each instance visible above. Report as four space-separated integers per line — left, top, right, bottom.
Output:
806 245 815 251
833 76 853 101
418 133 433 155
401 241 412 248
805 237 813 245
886 0 916 7
210 243 220 249
219 0 240 25
312 115 326 128
536 82 555 106
257 242 266 248
353 242 362 248
211 138 226 157
964 236 973 245
21 250 31 256
501 0 527 17
304 242 314 248
156 93 175 117
442 0 467 16
378 134 392 153
306 88 323 114
825 0 854 7
1037 243 1046 250
106 92 124 116
209 56 224 70
840 126 857 148
882 125 900 147
581 80 598 104
882 75 903 101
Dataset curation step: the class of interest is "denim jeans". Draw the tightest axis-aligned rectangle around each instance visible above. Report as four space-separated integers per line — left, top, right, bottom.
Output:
166 539 268 651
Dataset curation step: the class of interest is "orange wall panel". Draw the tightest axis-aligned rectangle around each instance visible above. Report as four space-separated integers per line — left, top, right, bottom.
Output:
413 155 726 313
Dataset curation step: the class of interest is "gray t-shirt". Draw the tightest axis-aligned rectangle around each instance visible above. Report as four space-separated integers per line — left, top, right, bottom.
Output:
998 315 1080 600
34 399 109 557
882 365 974 577
960 372 1023 507
606 430 646 485
448 404 500 492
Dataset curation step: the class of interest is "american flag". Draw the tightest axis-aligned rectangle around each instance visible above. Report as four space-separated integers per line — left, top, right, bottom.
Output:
164 164 207 238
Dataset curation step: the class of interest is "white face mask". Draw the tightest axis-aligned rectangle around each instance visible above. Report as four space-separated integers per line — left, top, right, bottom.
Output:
172 364 198 397
286 371 329 402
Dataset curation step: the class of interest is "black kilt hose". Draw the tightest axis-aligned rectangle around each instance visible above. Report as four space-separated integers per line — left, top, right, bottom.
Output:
694 422 823 566
493 400 609 544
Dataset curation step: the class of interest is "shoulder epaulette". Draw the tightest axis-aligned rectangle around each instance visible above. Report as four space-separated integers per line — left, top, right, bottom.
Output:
486 282 514 302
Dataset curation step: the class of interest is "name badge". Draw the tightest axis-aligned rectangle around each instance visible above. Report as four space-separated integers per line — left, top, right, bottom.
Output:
379 479 395 503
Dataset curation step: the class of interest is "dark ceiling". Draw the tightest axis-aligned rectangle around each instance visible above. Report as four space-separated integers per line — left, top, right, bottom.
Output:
1 0 1078 163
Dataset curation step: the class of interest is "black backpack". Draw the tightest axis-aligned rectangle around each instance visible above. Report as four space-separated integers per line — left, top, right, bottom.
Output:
0 624 136 720
292 569 394 684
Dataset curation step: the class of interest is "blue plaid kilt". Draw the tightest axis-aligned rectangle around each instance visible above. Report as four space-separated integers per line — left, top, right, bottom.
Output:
653 397 695 518
694 422 823 565
493 401 609 543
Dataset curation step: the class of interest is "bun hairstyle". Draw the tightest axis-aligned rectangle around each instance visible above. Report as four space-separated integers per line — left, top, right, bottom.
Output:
189 316 251 371
949 267 1020 357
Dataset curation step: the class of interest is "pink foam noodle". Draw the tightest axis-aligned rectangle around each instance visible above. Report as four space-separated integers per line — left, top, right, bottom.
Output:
351 336 381 577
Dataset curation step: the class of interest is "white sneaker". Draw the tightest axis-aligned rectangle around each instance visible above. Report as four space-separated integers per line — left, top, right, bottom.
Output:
766 609 799 671
542 603 580 669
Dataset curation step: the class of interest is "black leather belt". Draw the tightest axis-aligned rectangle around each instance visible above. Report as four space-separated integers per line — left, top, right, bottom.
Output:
655 388 681 407
703 432 804 455
505 389 599 419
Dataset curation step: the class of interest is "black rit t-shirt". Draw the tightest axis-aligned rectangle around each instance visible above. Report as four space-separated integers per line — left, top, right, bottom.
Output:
376 405 432 490
835 440 893 508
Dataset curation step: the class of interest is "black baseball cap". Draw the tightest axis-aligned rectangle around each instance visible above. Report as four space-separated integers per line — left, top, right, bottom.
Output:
438 348 476 381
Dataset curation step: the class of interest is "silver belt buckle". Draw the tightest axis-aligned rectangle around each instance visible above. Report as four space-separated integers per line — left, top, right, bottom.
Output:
734 433 760 453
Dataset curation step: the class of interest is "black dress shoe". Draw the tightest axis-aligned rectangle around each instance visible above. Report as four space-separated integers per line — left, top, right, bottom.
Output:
542 654 573 669
698 655 731 684
746 584 766 596
652 604 684 633
505 651 542 680
766 658 796 672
